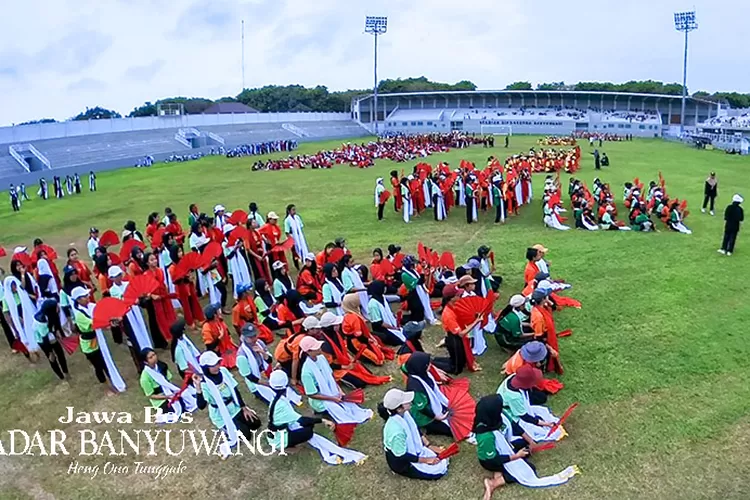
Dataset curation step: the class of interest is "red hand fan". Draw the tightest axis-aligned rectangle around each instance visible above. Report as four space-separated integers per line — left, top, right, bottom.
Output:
444 377 470 392
451 296 487 328
327 247 345 264
545 402 579 438
151 228 166 249
119 239 145 262
12 252 32 268
342 388 365 404
558 329 572 338
12 339 28 355
227 227 249 247
271 238 295 253
0 246 6 257
226 210 248 226
531 442 557 453
199 242 223 270
59 334 80 355
439 252 455 270
107 252 122 266
99 230 120 248
417 242 427 262
392 253 404 269
93 297 131 329
32 244 58 261
379 258 395 277
429 251 439 268
123 274 161 305
537 378 564 394
165 223 183 236
440 384 476 441
379 190 391 204
179 251 202 271
169 370 195 406
333 423 357 447
437 441 460 460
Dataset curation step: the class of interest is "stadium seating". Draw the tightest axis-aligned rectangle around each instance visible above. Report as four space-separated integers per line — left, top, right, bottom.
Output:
701 113 750 129
288 121 369 140
0 154 27 178
200 123 297 147
33 130 186 169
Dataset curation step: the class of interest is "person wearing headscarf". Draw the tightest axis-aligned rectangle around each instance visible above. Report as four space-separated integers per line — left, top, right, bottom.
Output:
702 172 718 216
379 388 449 480
253 278 281 330
366 280 406 346
201 303 237 368
341 294 394 366
375 177 387 220
340 255 369 318
404 352 452 437
474 394 578 497
144 251 177 344
108 266 153 366
321 263 346 315
169 318 202 380
284 204 309 271
140 347 197 422
32 299 69 380
400 256 437 325
194 351 261 457
168 245 204 327
440 284 481 374
266 370 366 465
232 283 274 344
122 220 144 243
271 260 293 302
296 253 322 302
3 259 41 360
494 295 534 350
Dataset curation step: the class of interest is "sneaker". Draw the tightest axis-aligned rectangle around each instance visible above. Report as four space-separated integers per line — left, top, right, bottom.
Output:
718 249 726 255
701 208 706 213
710 211 715 216
727 252 732 256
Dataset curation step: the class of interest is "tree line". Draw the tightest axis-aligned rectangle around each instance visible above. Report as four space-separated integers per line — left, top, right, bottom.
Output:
17 78 750 124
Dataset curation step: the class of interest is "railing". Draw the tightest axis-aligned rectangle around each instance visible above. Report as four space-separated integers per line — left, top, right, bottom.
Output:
28 144 51 169
206 132 225 145
8 144 30 172
174 133 191 148
386 105 400 120
281 123 310 138
177 127 201 138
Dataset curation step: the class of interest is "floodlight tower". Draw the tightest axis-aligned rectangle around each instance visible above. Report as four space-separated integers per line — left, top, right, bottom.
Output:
365 16 387 135
674 11 698 135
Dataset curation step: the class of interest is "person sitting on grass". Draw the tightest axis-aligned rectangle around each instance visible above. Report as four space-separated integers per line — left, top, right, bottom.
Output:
494 295 534 350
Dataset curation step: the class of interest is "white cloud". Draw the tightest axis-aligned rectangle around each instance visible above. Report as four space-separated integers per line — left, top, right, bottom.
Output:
0 0 748 125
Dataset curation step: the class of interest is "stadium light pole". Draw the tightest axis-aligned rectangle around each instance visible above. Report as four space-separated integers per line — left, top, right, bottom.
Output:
365 16 387 135
674 11 697 135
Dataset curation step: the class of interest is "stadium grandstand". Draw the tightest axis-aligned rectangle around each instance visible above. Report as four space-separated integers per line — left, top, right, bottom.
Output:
0 112 368 185
353 90 718 138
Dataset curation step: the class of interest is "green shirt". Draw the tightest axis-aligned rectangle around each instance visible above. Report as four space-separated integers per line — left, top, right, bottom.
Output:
341 269 356 293
401 271 419 291
140 366 173 408
33 320 54 345
498 312 522 338
254 296 269 318
188 213 199 228
236 351 263 393
301 360 327 414
200 367 241 428
273 279 288 300
492 185 502 205
367 299 383 323
2 290 20 313
409 391 433 428
267 396 301 449
383 417 408 456
174 345 188 372
497 376 526 423
322 282 339 305
283 215 302 235
476 431 499 461
72 306 98 354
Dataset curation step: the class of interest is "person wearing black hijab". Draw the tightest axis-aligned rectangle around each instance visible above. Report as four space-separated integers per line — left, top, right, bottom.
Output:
404 352 452 437
33 299 69 380
321 263 345 312
366 280 403 346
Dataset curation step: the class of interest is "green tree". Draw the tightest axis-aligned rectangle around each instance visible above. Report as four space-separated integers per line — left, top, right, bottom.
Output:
505 81 533 90
127 101 157 117
72 106 122 121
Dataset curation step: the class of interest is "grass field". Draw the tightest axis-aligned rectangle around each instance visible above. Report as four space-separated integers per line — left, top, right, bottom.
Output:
1 136 749 500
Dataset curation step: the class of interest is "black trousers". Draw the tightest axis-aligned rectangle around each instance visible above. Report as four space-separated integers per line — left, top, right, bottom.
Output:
11 200 19 212
287 424 315 447
216 281 228 309
85 349 109 383
466 197 474 223
1 313 14 349
703 195 716 211
495 201 505 223
423 419 453 437
378 203 385 220
386 450 445 480
444 334 467 375
234 411 262 439
40 340 68 379
721 230 738 253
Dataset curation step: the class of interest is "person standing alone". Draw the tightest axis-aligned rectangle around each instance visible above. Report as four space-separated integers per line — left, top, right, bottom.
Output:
718 195 744 256
702 172 718 215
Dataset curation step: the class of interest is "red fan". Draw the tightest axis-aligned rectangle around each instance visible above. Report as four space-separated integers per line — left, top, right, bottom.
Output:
439 252 455 270
227 210 248 226
679 200 688 212
12 252 32 268
379 258 395 276
392 253 404 269
200 242 223 270
333 423 357 447
151 228 166 249
221 349 237 370
558 329 572 338
488 251 495 268
123 274 161 305
93 297 131 329
227 227 249 247
342 388 365 404
327 247 345 264
437 441 460 460
271 238 295 254
12 339 28 355
32 244 58 261
417 242 427 262
379 190 391 204
531 442 557 453
537 378 564 394
59 334 80 355
119 239 145 262
545 402 579 438
0 246 6 257
108 252 122 266
441 384 476 441
179 251 202 271
451 296 487 328
99 230 120 248
444 377 470 392
429 251 439 268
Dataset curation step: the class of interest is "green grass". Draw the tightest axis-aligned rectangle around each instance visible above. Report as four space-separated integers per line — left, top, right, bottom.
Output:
1 136 749 499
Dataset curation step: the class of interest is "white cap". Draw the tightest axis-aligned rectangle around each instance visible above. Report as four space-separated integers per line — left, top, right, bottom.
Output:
509 294 526 307
732 194 744 204
107 266 123 279
272 260 285 270
319 311 343 328
222 223 236 234
70 287 89 301
301 316 321 331
269 370 289 390
305 252 315 261
13 246 27 254
267 211 279 220
383 389 415 410
214 204 225 213
199 351 221 367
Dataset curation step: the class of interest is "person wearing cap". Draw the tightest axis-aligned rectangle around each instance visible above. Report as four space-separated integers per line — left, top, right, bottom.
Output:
258 211 287 270
87 228 100 260
284 204 309 270
222 224 253 300
201 303 237 368
193 351 261 451
213 204 228 231
440 283 481 374
296 252 322 302
457 274 478 297
299 335 373 427
600 203 631 231
271 260 292 302
231 283 274 344
32 299 69 381
702 172 718 215
341 294 394 366
719 194 744 256
70 286 125 394
273 321 306 385
107 265 153 364
379 388 448 480
495 295 534 349
322 263 346 315
496 365 564 442
502 342 561 396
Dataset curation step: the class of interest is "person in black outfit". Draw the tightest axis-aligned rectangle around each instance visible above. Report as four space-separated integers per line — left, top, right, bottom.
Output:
9 185 20 212
719 195 744 256
592 149 601 170
702 172 718 215
34 299 70 380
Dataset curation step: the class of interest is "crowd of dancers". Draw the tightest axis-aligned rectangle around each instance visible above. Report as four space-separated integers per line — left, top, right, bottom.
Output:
9 172 97 212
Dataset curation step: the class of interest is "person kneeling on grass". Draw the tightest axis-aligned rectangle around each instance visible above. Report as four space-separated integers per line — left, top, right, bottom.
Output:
379 388 449 480
475 394 578 499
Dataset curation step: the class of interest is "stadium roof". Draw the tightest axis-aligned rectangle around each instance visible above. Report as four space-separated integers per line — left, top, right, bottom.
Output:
354 89 717 106
203 102 259 114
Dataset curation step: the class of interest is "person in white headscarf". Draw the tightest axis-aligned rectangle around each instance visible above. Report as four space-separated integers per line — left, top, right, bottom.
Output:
375 177 387 221
284 204 309 270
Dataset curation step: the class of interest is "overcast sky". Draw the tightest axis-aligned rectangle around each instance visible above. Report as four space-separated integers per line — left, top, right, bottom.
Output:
0 0 748 126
